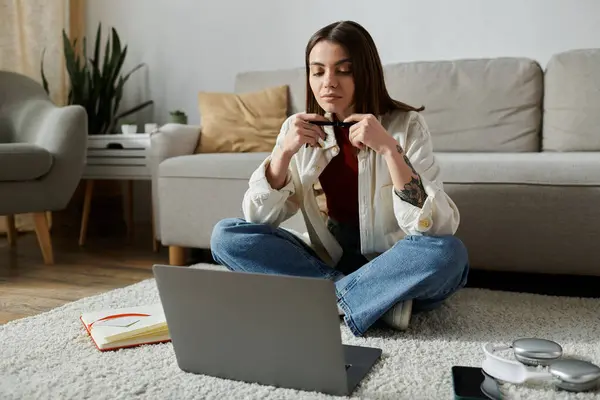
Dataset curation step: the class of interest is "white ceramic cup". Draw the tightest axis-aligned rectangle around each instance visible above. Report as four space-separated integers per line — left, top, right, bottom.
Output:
144 123 158 133
121 124 137 134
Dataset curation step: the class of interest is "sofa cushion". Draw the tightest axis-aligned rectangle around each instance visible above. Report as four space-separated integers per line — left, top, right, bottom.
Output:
159 151 600 187
436 152 600 186
0 143 52 181
543 49 600 151
384 58 543 152
195 85 288 154
234 68 305 116
159 152 270 180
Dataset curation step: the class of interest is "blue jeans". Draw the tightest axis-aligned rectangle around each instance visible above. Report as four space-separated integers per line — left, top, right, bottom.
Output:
210 217 469 336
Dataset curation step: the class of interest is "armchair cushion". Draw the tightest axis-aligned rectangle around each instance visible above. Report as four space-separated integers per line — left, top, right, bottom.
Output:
0 143 52 181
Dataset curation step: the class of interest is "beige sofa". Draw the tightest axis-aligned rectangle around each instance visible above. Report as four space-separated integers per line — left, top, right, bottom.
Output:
150 48 600 276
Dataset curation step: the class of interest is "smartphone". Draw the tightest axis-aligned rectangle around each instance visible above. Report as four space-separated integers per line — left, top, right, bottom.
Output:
452 366 501 400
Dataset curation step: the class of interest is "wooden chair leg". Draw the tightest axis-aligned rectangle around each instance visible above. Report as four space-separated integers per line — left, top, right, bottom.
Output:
6 215 17 247
169 246 186 266
33 212 54 265
46 211 52 230
78 179 94 246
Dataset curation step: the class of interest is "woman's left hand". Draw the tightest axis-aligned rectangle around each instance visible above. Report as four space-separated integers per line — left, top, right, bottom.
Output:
343 114 397 154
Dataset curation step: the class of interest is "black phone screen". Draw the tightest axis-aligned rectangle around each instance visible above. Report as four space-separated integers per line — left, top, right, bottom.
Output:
451 366 493 400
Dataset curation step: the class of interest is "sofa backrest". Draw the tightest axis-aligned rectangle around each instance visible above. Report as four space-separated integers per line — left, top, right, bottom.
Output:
0 71 58 144
383 58 542 152
543 48 600 152
235 57 544 152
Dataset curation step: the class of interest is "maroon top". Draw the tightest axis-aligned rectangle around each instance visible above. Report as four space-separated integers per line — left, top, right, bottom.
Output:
318 126 359 227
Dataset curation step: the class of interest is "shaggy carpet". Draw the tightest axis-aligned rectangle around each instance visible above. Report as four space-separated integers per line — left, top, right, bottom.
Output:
1 263 599 400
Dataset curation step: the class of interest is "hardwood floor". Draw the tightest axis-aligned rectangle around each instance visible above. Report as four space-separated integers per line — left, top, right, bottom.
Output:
0 221 168 325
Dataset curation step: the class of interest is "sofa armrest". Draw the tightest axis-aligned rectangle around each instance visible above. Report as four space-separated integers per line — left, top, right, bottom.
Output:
149 123 201 241
149 123 201 161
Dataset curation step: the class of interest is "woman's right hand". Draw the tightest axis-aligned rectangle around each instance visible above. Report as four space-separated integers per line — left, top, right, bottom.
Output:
279 113 328 156
266 113 328 190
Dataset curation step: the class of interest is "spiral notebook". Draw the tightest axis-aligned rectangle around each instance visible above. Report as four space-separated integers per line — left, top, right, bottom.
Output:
80 303 171 351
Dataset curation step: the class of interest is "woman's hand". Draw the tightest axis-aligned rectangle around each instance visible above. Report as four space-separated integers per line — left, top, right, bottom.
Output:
345 114 428 207
343 114 397 155
280 113 328 157
267 113 327 190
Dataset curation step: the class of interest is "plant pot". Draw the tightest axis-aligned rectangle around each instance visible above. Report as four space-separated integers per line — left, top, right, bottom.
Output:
121 124 138 134
169 115 188 124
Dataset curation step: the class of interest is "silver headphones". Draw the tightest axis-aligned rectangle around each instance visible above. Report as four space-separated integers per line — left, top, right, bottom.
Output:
482 338 600 393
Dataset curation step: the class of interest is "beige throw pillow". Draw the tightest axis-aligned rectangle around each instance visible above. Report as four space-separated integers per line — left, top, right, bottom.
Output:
195 85 289 153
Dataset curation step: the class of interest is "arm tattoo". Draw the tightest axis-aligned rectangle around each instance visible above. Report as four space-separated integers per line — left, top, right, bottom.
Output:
394 144 428 208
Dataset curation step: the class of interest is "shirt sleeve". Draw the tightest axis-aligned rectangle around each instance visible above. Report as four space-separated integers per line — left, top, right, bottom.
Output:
391 114 460 236
241 117 300 226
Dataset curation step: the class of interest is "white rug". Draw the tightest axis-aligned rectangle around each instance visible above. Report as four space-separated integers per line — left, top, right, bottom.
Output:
1 264 599 400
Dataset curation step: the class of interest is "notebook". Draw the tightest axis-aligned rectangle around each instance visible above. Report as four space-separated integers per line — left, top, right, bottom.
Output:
80 303 171 351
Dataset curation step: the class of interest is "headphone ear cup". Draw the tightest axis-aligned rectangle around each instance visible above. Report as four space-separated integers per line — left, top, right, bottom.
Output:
549 359 600 393
515 353 558 366
512 338 563 366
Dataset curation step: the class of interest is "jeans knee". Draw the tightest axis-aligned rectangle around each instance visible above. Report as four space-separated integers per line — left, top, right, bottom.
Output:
402 235 468 276
437 235 469 275
441 235 467 258
210 218 244 256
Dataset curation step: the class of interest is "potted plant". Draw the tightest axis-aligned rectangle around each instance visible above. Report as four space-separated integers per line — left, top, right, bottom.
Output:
169 110 188 124
41 23 154 135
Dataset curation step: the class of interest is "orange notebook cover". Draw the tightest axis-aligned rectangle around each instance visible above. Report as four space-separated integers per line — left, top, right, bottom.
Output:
80 303 171 351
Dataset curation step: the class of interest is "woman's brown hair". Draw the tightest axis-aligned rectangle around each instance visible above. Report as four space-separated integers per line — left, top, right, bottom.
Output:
305 20 424 116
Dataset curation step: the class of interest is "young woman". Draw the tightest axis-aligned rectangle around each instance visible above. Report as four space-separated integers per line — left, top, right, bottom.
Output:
210 20 469 337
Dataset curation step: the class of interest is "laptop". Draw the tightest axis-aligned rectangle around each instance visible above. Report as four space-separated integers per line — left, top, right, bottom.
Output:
152 265 382 397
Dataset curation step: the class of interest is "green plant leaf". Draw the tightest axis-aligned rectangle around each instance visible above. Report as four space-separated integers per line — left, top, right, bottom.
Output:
106 28 127 95
62 30 78 85
122 63 144 82
101 34 111 83
109 28 123 81
93 22 101 68
82 36 87 65
40 48 50 95
115 100 154 120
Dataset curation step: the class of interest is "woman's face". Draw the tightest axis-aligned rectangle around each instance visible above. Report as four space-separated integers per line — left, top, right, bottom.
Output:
308 40 355 119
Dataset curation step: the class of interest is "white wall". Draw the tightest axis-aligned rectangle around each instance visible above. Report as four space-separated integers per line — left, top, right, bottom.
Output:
87 0 600 126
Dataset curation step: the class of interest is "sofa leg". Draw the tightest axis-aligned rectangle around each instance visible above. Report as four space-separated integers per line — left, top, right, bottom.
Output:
33 212 54 265
169 246 186 266
5 215 17 247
